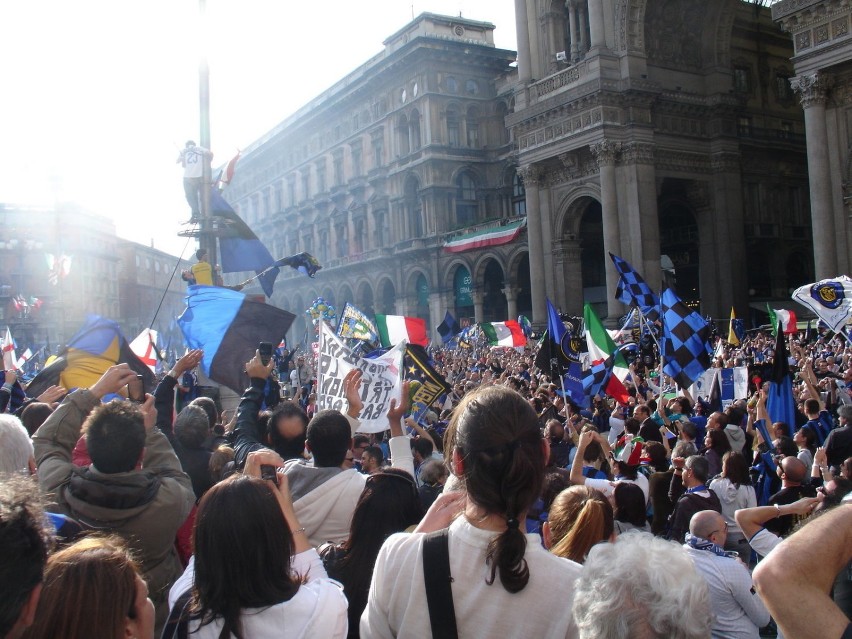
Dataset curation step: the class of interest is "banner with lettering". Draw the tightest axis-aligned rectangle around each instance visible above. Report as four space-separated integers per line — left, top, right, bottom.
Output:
317 322 404 433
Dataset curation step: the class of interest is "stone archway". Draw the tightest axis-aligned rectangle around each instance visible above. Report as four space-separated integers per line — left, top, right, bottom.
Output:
481 258 507 322
659 201 700 304
377 278 396 315
356 281 375 317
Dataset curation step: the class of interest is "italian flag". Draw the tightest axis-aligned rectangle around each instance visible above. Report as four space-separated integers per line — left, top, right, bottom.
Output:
443 219 526 253
767 306 798 335
481 320 527 347
375 314 429 347
583 304 630 403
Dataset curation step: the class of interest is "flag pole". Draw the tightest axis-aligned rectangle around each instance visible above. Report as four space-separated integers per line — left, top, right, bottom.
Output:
197 0 217 271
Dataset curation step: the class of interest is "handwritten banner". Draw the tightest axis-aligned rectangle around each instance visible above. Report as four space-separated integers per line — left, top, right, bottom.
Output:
317 322 404 433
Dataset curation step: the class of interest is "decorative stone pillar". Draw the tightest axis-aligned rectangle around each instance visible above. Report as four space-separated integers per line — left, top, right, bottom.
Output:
472 291 485 324
514 0 532 82
590 140 623 321
518 165 547 323
791 72 837 278
428 292 445 342
555 238 584 315
394 295 409 317
588 0 606 49
502 286 520 320
577 1 588 56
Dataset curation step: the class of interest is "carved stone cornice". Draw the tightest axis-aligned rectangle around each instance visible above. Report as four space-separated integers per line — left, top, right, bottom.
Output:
589 140 621 167
655 151 712 174
790 72 834 108
711 152 741 174
621 142 655 165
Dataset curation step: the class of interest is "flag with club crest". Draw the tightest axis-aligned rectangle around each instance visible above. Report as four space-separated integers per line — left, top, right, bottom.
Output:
337 303 379 344
728 307 744 346
404 344 452 424
660 288 713 389
609 253 660 321
535 299 587 407
792 276 852 333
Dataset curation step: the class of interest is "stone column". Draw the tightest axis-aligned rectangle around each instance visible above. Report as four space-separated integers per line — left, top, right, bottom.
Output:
577 1 588 56
791 72 837 278
394 296 409 317
514 0 532 83
620 142 662 292
502 286 519 320
566 0 580 62
556 238 584 315
590 140 623 321
588 0 606 49
518 165 547 323
428 292 445 342
472 291 485 324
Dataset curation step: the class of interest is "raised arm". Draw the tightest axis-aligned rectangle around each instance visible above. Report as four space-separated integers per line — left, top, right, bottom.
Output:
232 352 275 468
753 504 852 639
734 496 820 541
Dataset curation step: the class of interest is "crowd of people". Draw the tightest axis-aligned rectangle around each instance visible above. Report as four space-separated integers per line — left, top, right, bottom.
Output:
0 325 851 639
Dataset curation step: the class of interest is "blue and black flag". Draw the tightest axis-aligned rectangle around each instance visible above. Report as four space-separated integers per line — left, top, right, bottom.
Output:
660 288 712 389
210 188 280 297
178 285 295 394
437 311 460 344
609 253 660 321
766 324 797 432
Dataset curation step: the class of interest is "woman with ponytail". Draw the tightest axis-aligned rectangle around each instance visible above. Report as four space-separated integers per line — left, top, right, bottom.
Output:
361 386 582 638
544 486 614 563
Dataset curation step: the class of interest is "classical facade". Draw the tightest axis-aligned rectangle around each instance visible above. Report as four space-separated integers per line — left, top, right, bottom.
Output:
510 0 814 324
225 3 814 340
224 14 524 342
773 0 852 280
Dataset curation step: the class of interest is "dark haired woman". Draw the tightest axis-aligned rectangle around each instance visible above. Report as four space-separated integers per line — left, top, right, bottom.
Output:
361 385 582 638
701 429 731 479
709 451 756 563
611 482 650 535
794 424 817 472
321 468 423 638
166 450 347 638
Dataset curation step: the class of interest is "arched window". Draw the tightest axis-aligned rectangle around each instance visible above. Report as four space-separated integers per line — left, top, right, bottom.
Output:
405 176 423 237
446 106 460 148
512 173 526 216
455 172 478 228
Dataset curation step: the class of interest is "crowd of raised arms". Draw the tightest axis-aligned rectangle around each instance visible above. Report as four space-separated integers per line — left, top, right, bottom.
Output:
0 326 851 639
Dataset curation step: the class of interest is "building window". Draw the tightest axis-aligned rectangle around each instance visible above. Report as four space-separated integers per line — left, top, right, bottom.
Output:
317 164 326 193
737 116 752 136
455 172 478 228
372 135 384 168
410 110 422 150
333 153 344 185
447 106 460 147
733 66 751 94
352 147 362 177
512 173 526 216
466 106 480 148
398 114 410 156
287 178 296 206
275 184 283 211
465 79 479 95
446 76 458 93
301 173 310 201
776 74 794 102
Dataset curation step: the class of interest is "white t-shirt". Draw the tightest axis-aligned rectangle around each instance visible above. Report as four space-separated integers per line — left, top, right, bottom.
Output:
747 528 782 559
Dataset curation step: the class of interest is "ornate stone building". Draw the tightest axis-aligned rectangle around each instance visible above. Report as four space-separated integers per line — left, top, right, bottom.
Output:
510 0 814 324
224 14 524 342
226 3 814 340
773 0 852 280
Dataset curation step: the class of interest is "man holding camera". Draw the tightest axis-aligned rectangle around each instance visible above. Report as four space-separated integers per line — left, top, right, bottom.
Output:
32 364 194 634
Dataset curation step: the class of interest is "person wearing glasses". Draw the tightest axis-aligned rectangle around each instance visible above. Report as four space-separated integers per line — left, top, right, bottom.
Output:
685 510 770 639
667 455 721 544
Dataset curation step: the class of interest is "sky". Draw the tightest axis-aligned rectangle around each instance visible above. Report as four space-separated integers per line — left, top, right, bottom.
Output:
1 1 518 258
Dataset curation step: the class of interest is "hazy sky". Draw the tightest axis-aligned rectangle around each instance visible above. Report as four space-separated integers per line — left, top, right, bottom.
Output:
1 1 518 258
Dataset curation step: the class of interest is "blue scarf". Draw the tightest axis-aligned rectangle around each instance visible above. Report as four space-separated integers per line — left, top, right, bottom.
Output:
685 533 737 559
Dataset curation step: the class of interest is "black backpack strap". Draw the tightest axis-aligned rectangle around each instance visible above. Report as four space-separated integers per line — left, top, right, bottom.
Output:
422 529 459 639
160 589 191 639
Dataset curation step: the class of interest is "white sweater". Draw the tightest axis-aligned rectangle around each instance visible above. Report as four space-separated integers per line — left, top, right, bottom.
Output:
361 515 581 639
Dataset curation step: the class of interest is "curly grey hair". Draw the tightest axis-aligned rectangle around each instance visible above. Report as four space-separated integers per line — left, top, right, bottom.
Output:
572 532 712 639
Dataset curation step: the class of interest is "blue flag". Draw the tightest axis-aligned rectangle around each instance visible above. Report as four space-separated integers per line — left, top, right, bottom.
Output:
766 324 796 429
178 286 295 394
660 288 712 389
609 253 660 321
437 311 460 344
210 188 279 297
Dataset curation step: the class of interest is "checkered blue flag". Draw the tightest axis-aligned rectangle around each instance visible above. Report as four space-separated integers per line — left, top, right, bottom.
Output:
660 288 712 389
609 253 660 321
582 357 612 399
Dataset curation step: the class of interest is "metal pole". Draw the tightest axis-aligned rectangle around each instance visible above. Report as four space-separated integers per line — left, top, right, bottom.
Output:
198 0 217 270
